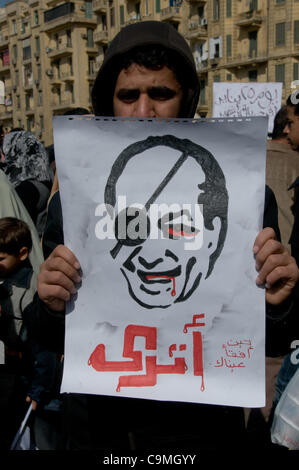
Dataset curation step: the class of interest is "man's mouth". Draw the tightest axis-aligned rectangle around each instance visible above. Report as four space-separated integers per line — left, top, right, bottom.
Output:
137 265 181 284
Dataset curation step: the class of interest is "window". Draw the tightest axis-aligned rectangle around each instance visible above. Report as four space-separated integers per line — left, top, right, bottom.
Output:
11 19 16 35
294 63 299 81
34 10 39 25
275 63 285 84
40 115 44 130
294 21 299 44
248 70 257 82
110 4 115 27
120 5 124 25
68 57 73 75
276 23 285 46
22 39 31 60
250 0 258 10
87 28 94 47
226 74 232 81
199 80 206 105
156 0 160 14
67 30 72 47
39 90 43 106
226 0 232 18
15 70 19 86
276 0 285 4
249 30 257 57
85 1 93 19
214 75 220 82
226 35 232 57
13 44 17 59
35 36 40 53
213 0 219 20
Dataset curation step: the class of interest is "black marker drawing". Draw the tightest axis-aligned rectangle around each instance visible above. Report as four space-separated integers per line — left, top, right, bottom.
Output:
104 135 229 309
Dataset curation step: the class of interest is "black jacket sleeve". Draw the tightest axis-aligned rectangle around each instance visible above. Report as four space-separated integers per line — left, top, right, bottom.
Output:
263 185 299 357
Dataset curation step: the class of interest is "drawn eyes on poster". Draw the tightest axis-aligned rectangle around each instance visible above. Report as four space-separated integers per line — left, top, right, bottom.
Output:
100 134 229 310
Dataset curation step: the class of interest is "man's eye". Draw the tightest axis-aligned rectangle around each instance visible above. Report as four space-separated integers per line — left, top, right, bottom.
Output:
116 89 140 103
148 87 176 101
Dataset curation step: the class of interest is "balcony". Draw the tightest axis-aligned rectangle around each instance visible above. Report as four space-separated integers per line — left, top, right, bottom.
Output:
47 45 73 59
225 50 267 68
43 3 96 32
92 0 107 13
160 6 181 22
94 29 108 44
0 35 9 49
61 70 74 81
236 10 263 28
186 21 208 40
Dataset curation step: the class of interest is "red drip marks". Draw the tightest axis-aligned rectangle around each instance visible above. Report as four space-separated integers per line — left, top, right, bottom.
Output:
168 228 197 238
146 275 176 296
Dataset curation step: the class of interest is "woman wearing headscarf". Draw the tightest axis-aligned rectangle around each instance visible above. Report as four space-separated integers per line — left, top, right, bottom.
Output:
1 130 53 237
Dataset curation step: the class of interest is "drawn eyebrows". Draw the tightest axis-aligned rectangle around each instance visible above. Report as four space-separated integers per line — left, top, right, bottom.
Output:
115 86 178 101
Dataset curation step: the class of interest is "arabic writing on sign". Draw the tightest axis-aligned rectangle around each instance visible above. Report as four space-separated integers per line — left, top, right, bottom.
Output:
214 339 254 372
213 83 282 131
88 314 206 392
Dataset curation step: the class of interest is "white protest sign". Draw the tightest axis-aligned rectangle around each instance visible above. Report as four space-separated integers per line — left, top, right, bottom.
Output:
213 82 282 133
53 116 267 407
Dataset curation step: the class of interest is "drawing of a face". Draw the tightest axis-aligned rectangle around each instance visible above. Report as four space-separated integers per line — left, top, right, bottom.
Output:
105 135 228 309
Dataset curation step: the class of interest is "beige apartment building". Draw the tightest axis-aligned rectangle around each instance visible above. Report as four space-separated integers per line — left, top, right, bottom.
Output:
0 0 298 145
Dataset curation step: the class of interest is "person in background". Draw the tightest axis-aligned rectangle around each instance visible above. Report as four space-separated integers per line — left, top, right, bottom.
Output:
1 130 52 238
266 106 299 249
0 217 36 449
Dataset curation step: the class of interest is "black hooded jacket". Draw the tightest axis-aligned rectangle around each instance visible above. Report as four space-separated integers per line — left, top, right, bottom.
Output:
91 21 200 118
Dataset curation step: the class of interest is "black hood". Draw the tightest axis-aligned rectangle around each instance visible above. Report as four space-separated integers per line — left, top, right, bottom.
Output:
91 21 200 118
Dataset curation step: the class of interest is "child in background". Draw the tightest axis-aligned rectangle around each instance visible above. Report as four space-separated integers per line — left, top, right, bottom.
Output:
0 217 37 449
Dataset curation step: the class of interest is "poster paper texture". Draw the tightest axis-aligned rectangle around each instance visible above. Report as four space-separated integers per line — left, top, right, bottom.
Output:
53 117 267 407
213 82 282 133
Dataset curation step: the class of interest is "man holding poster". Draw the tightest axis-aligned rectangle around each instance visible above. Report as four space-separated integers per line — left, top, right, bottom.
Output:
31 22 299 451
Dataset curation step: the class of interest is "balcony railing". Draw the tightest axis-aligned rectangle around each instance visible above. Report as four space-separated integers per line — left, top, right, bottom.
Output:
92 0 108 13
236 10 263 27
160 6 181 22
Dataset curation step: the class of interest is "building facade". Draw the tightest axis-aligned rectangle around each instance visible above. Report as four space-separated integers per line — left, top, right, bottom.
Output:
0 0 298 144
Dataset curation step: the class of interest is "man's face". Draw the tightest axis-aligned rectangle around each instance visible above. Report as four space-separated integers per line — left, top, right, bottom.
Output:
284 106 299 150
112 148 221 309
113 64 183 118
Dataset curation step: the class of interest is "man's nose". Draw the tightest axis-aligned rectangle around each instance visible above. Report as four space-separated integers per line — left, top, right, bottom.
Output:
134 93 155 118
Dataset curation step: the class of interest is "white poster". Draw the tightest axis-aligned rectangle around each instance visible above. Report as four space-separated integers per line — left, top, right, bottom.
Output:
53 116 268 408
213 82 282 133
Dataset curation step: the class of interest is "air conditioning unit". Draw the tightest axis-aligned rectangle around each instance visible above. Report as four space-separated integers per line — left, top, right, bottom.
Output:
46 47 52 53
34 52 40 59
81 33 88 39
201 18 208 26
46 69 53 77
34 80 39 86
80 5 86 10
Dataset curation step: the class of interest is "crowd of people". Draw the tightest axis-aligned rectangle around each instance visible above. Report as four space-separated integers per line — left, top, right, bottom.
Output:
0 21 299 453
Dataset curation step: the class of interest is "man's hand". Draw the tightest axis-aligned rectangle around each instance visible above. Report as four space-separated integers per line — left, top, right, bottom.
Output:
37 245 81 312
253 228 299 305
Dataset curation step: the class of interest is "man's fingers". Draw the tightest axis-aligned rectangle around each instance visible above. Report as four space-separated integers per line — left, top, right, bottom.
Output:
253 227 276 254
256 252 289 285
51 244 81 270
43 256 81 285
255 238 284 271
